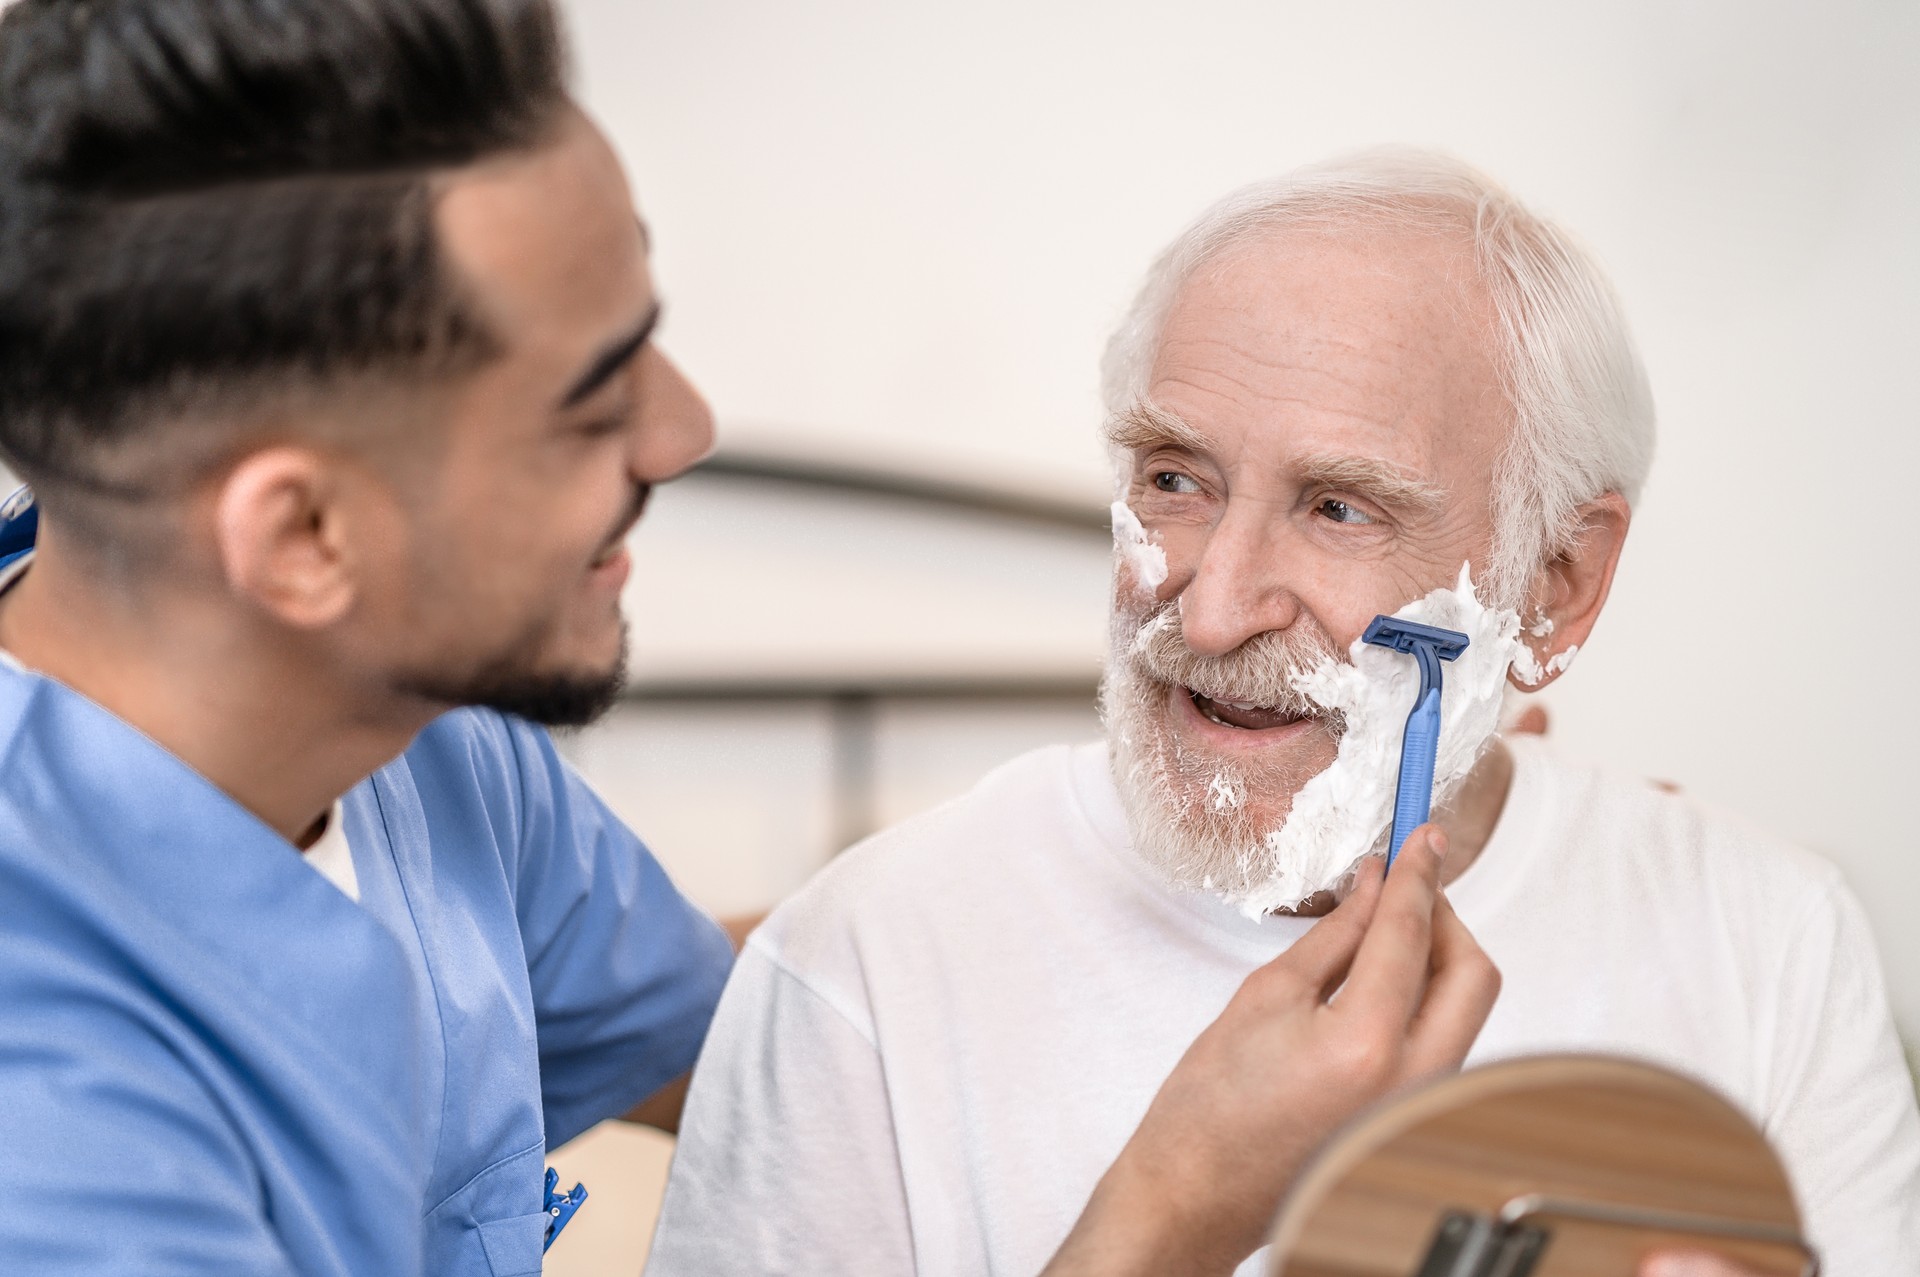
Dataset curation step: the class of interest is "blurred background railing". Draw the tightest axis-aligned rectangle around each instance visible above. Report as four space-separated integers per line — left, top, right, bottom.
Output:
557 447 1111 916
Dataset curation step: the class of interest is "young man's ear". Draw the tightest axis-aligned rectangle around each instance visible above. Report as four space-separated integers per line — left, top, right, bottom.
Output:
213 449 359 629
1507 492 1630 692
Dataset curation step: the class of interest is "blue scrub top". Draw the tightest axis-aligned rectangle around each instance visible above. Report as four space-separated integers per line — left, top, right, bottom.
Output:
0 661 735 1274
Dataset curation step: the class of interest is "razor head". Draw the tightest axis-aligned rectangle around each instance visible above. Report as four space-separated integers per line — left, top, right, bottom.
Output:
1362 616 1470 661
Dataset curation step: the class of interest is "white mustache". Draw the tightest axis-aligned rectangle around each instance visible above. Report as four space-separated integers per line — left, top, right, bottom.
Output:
1123 602 1343 723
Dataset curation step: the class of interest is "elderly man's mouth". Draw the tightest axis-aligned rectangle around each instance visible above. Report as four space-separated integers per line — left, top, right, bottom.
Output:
1179 686 1320 736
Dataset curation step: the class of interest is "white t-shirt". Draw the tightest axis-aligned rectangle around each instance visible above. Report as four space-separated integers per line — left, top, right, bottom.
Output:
649 737 1920 1276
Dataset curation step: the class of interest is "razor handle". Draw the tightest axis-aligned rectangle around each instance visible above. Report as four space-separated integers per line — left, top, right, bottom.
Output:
1387 687 1442 868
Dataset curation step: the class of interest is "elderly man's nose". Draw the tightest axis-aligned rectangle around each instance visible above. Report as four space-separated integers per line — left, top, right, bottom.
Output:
1176 537 1303 658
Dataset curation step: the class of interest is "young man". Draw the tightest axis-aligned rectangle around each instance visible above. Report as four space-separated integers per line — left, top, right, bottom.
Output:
0 2 1496 1273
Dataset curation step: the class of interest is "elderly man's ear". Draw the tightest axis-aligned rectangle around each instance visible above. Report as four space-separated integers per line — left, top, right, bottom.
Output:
1508 491 1630 692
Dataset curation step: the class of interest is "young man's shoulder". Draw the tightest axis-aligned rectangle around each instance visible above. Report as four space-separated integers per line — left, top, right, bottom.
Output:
402 705 537 775
385 707 560 838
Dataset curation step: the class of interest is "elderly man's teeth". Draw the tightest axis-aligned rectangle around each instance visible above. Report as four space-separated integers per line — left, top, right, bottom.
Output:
1189 689 1308 729
1190 691 1260 711
1187 687 1317 732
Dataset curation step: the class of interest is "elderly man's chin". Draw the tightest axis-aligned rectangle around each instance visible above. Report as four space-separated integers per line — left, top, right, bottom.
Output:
1106 668 1343 905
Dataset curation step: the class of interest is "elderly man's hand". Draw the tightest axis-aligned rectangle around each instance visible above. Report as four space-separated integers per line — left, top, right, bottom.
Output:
1639 1254 1777 1277
1042 824 1500 1277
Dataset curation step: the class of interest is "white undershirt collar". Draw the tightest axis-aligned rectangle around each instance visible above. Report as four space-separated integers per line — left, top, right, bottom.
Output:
302 804 359 901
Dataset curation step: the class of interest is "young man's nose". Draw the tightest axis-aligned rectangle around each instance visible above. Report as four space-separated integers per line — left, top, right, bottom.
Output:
631 348 716 483
1172 515 1305 658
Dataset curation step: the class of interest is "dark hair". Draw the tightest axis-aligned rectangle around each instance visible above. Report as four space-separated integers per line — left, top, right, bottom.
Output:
0 0 567 497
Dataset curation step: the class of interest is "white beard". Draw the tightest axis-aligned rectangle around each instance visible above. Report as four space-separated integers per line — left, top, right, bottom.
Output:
1105 562 1525 919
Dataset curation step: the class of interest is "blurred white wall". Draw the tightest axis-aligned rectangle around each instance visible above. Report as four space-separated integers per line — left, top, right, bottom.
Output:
564 0 1920 1039
617 470 1109 686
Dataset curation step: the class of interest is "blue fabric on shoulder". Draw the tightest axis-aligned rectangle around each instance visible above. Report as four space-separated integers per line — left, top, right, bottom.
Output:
0 665 732 1274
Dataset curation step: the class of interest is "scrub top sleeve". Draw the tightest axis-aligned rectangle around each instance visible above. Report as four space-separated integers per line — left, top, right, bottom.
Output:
500 716 735 1149
0 1003 299 1275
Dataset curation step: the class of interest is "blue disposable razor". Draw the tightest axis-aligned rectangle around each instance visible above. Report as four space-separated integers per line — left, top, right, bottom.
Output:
1361 617 1470 868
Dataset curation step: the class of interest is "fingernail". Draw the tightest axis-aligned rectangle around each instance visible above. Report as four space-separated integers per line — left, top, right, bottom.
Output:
1639 1255 1715 1277
1430 827 1450 861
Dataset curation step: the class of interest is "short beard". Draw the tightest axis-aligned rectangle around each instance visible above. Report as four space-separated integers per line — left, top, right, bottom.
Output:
395 620 630 728
1101 599 1342 900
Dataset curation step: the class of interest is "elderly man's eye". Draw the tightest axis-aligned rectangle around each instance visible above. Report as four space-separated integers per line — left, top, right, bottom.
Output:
1317 498 1375 525
1152 471 1200 494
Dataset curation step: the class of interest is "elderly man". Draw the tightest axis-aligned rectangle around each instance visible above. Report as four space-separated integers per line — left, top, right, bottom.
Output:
648 152 1920 1275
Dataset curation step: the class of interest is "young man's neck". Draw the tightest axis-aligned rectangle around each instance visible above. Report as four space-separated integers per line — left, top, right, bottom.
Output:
0 539 430 847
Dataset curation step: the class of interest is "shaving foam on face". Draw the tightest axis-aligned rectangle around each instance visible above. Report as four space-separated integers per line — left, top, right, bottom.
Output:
1110 501 1167 596
1510 640 1579 686
1206 772 1243 813
1226 564 1523 918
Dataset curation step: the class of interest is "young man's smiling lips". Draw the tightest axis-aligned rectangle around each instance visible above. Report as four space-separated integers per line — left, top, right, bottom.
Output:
585 486 650 591
1169 683 1323 751
587 542 631 591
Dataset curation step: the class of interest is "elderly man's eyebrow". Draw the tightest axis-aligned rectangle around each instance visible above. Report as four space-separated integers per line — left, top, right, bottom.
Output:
1298 452 1447 515
560 301 661 409
1105 406 1447 515
1103 401 1215 454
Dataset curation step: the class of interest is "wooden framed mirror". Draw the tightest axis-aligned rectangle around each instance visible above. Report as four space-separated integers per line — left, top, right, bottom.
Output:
1265 1056 1815 1277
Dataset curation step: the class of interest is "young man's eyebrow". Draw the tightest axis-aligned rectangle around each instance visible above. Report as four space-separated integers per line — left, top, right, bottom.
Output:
1297 452 1447 516
559 301 661 409
1103 401 1215 455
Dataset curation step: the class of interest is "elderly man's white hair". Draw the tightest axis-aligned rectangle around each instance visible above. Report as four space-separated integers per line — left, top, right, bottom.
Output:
1100 147 1656 608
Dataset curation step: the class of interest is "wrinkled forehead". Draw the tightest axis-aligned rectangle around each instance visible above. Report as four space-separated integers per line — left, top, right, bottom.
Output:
1130 225 1511 482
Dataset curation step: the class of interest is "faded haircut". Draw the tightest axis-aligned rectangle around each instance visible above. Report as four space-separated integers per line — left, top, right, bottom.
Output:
0 0 568 513
1100 148 1656 608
